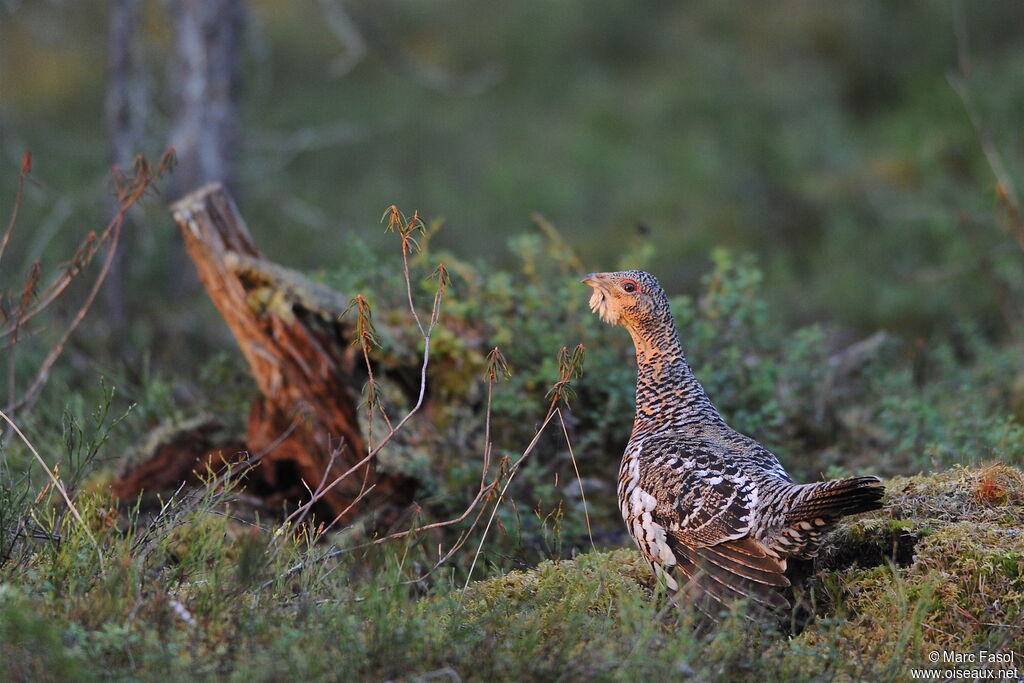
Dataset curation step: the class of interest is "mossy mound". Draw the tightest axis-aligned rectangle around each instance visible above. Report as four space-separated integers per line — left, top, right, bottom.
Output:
803 464 1024 675
456 465 1023 680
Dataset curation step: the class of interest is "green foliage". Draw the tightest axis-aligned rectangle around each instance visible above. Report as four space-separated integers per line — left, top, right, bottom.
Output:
680 249 783 437
0 598 93 683
0 461 33 571
865 340 1024 472
0 222 1020 678
2 466 1020 680
3 2 1024 379
58 383 126 494
1 1 1023 677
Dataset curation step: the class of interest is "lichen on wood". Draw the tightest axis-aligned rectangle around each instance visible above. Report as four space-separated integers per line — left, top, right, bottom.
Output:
114 183 415 525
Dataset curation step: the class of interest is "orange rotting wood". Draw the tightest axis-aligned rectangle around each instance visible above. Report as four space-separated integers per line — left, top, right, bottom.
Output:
113 183 414 524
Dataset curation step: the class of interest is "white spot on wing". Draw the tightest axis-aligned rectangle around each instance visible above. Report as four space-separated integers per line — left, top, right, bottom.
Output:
630 485 658 513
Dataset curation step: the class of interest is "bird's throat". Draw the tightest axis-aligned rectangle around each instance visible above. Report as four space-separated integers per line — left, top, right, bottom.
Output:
628 325 722 437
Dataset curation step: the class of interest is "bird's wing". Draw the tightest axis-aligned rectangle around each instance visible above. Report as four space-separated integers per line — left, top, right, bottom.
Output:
632 435 791 613
633 434 759 545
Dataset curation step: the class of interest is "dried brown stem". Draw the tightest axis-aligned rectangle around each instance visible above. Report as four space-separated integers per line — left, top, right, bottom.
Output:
558 407 595 552
949 17 1024 250
282 212 440 526
0 152 30 270
2 152 170 415
460 401 560 596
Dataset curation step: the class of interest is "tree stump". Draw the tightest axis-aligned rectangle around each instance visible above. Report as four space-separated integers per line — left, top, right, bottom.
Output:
114 183 415 524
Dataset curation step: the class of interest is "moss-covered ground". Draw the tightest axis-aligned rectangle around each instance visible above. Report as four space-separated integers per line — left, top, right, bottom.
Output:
2 465 1020 681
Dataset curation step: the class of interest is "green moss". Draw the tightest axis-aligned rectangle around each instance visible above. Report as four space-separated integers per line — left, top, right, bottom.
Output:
2 466 1022 680
440 465 1024 679
0 600 94 683
799 466 1024 675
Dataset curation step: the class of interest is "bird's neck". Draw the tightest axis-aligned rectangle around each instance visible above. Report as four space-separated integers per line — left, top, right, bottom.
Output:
627 316 723 439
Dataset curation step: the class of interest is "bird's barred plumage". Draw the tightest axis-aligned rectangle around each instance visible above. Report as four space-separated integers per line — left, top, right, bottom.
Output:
584 269 884 616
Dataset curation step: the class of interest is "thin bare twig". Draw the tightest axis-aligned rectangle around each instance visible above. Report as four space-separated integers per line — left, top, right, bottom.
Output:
0 151 30 270
263 334 586 594
0 408 105 573
557 407 595 552
948 76 1022 237
315 0 367 78
948 13 1024 249
2 151 173 414
327 346 506 583
262 208 586 598
460 403 560 598
328 483 376 531
282 210 440 526
0 154 169 342
262 345 506 591
295 443 343 529
262 475 497 591
459 345 584 597
8 211 124 413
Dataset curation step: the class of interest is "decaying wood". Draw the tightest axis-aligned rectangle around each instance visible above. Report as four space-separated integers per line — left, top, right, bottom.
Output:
114 183 415 523
110 415 245 502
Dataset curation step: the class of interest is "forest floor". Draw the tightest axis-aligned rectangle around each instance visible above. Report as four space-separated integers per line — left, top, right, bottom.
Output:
2 464 1021 682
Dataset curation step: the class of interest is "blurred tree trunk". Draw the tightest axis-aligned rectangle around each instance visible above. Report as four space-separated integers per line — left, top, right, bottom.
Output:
104 0 246 329
166 0 245 302
167 0 245 201
103 0 146 334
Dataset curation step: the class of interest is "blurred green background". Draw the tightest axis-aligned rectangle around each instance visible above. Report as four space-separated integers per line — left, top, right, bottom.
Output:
3 1 1023 347
1 7 1024 670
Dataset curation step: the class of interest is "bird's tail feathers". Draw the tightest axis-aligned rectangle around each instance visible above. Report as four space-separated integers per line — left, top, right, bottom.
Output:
786 475 885 524
671 536 791 617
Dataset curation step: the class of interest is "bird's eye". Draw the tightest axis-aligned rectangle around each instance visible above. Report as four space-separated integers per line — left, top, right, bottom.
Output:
622 280 639 293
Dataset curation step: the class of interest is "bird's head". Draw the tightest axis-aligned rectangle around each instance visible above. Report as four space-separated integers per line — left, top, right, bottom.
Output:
582 270 672 334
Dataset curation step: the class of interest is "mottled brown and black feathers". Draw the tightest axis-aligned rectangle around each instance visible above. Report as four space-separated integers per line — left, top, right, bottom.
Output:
673 538 791 613
785 476 886 523
583 270 885 618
